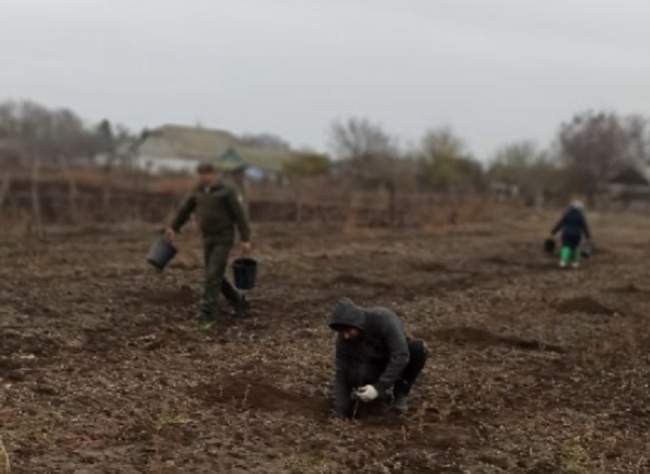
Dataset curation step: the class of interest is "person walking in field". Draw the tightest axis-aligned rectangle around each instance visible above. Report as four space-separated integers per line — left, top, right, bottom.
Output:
165 162 252 327
550 199 591 269
328 298 428 418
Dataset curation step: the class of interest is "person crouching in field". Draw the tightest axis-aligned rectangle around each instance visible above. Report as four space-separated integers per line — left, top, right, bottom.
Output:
328 298 428 418
165 162 252 328
550 199 591 269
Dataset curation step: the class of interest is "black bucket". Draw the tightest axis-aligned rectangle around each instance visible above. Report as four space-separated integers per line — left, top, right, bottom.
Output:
233 257 257 290
146 235 178 271
544 238 556 254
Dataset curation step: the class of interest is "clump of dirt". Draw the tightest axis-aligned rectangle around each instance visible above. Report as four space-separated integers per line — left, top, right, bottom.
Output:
527 460 560 474
410 260 449 272
434 327 565 353
423 275 484 293
482 256 517 266
0 332 59 357
608 283 650 295
555 296 616 315
0 357 24 380
331 273 393 290
139 285 196 306
192 377 329 419
82 329 120 353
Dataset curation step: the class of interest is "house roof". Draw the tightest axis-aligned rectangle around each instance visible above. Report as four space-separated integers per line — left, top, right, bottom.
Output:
610 166 650 186
136 124 318 175
214 146 296 173
138 124 238 161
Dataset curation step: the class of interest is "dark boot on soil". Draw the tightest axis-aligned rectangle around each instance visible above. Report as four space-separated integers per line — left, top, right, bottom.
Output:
196 314 218 331
392 394 409 415
232 296 250 319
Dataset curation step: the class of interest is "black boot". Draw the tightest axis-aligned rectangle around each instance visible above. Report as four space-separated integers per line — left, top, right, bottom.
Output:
392 381 410 414
233 295 250 318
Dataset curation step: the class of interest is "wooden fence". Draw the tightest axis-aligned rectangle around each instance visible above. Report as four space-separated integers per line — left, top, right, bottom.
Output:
0 165 498 232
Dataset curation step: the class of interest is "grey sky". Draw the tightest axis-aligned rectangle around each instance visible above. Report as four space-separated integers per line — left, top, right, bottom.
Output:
2 0 649 159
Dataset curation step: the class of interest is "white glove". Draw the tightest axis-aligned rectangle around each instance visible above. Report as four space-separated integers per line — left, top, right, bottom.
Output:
355 385 378 402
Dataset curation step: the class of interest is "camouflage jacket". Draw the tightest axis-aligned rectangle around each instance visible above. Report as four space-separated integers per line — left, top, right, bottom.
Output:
171 181 251 243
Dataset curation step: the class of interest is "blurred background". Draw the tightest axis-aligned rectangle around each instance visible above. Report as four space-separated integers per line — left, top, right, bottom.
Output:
2 0 650 233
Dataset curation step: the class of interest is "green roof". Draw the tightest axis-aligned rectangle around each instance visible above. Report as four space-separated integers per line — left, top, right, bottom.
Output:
214 146 295 173
137 124 322 175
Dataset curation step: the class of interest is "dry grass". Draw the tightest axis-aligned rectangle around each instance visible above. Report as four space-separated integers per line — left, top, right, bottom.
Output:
0 437 9 474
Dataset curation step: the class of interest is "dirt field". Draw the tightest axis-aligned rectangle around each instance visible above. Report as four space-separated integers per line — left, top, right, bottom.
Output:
2 210 650 473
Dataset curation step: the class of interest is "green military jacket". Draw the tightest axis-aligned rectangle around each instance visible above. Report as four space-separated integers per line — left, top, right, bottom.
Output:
170 180 251 244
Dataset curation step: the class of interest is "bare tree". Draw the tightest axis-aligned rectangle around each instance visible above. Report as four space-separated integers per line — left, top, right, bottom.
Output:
330 117 396 161
0 100 92 162
0 100 99 228
329 117 404 223
418 127 484 193
282 151 331 222
622 115 650 166
329 117 399 187
488 141 559 208
558 111 628 202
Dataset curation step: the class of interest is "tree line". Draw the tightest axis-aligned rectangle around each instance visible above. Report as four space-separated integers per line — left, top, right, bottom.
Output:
0 99 132 170
329 113 650 206
2 99 650 207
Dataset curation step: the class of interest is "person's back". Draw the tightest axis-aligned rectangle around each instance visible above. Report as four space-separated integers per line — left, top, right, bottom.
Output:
329 298 427 418
560 206 588 237
550 200 591 269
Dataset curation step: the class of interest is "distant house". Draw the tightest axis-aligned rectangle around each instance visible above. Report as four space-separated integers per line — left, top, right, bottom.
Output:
608 164 650 202
215 146 296 182
129 124 297 181
133 124 238 174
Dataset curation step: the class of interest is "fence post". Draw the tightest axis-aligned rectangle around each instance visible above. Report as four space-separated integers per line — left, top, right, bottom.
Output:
30 158 43 236
60 156 79 222
0 172 11 209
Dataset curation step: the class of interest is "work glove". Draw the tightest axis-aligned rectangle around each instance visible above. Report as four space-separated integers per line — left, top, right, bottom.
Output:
355 385 378 403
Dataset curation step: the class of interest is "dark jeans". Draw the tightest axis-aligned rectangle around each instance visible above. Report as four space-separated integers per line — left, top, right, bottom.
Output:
393 339 428 397
561 229 582 250
201 241 240 319
343 339 428 399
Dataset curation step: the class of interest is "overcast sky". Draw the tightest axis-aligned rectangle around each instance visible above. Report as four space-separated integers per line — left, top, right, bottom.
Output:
2 0 649 159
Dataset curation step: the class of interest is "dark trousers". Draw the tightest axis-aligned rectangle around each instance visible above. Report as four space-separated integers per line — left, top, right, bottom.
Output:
201 241 240 319
393 339 428 397
561 229 582 250
343 339 428 398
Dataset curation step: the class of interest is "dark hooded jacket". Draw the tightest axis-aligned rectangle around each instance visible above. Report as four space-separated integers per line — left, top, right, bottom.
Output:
551 205 591 242
329 299 410 416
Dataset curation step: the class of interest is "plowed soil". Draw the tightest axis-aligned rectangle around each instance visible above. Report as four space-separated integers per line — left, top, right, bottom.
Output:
2 211 650 473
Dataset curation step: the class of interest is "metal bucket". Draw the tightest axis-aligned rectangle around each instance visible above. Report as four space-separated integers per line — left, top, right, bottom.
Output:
146 235 178 270
233 257 257 290
544 238 556 255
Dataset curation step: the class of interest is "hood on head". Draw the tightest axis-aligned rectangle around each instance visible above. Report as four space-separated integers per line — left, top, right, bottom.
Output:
570 200 585 210
329 297 366 332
